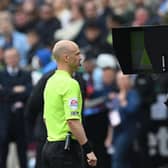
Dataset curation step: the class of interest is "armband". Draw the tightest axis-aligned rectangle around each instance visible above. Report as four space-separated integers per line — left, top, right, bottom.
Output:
82 141 92 154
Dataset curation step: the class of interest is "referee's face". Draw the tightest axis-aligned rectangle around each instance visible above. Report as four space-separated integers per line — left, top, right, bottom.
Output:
69 45 81 71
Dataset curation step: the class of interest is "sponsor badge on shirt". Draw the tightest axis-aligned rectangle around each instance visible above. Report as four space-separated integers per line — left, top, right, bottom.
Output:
69 98 78 110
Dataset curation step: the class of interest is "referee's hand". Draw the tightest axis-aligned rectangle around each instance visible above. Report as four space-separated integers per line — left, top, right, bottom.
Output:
86 152 97 167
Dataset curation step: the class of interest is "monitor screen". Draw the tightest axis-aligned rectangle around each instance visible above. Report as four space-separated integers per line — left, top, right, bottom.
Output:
112 25 168 74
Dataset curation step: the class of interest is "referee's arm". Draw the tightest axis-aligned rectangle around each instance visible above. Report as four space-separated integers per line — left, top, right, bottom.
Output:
67 119 87 145
64 81 97 167
67 119 97 167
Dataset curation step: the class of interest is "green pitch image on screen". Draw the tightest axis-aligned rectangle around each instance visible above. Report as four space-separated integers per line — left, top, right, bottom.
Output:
131 31 153 71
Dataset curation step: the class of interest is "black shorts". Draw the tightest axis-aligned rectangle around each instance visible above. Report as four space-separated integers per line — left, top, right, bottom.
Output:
41 140 83 168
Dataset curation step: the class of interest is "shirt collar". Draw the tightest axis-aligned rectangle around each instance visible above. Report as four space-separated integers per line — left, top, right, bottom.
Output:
55 70 72 77
7 66 19 76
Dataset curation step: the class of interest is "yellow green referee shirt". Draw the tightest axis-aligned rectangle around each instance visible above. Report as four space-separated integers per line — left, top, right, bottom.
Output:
43 70 82 141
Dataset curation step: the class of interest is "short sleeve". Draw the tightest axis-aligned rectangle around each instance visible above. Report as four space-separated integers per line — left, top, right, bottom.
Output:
63 80 81 120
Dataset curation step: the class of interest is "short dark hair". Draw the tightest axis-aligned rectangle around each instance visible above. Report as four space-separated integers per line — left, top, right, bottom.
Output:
84 19 101 30
107 12 125 25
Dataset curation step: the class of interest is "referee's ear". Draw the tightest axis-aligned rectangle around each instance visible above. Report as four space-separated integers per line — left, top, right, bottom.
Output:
64 55 70 63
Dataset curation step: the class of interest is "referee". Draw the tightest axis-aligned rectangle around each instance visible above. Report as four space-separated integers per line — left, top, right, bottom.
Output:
42 40 97 168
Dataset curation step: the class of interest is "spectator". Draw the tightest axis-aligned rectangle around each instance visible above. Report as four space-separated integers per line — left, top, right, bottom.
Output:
134 0 146 7
83 56 103 91
14 7 31 33
11 0 24 6
52 0 71 28
112 0 134 24
108 71 140 168
25 70 55 168
36 3 61 46
0 0 10 11
82 55 109 168
158 0 168 17
97 0 114 33
54 4 85 41
69 0 84 9
27 29 44 66
0 48 32 168
132 7 150 26
83 0 107 32
106 12 124 45
0 47 5 71
14 1 38 33
80 19 112 57
103 67 118 154
134 74 157 168
98 0 113 18
31 48 52 85
133 1 161 25
0 11 30 67
83 0 98 20
96 53 119 70
102 67 118 103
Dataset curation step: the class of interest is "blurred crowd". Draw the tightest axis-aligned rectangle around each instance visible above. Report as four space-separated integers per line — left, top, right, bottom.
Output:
0 0 168 168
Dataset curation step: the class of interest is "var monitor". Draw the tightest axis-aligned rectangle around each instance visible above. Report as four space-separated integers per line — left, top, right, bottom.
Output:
112 25 168 74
